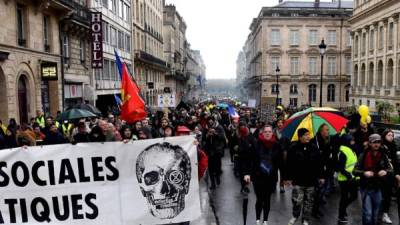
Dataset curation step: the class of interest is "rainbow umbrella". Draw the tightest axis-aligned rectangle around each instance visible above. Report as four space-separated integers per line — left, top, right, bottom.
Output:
281 107 348 142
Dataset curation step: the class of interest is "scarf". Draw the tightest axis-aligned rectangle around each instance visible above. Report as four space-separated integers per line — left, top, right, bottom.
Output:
364 149 382 171
258 133 276 150
239 127 249 137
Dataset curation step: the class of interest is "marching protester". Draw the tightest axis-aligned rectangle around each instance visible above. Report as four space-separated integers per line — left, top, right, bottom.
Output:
285 128 324 225
337 134 359 223
243 124 281 225
353 134 392 225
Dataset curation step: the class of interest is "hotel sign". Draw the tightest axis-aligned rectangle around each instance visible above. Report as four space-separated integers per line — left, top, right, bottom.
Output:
41 62 58 80
91 12 103 68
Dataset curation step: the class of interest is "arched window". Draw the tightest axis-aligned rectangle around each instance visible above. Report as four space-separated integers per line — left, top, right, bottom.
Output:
327 84 335 102
377 60 383 87
387 59 394 88
345 84 351 102
353 64 358 87
360 63 366 87
368 62 374 88
290 84 298 94
308 84 317 103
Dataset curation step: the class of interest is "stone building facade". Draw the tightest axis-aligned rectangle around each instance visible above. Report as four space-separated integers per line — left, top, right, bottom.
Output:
0 0 74 123
133 0 167 107
349 0 400 111
244 1 353 108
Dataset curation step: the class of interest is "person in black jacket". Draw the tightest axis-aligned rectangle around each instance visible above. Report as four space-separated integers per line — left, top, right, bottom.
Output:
236 122 256 190
285 128 324 225
380 129 397 224
43 123 66 145
203 116 226 189
243 125 281 225
353 134 392 225
73 122 90 143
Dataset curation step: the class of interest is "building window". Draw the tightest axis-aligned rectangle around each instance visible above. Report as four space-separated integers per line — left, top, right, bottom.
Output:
102 0 108 7
95 68 102 81
111 27 117 47
290 57 300 75
359 99 362 106
309 84 317 102
327 30 337 45
290 84 298 94
327 84 335 102
271 29 280 46
290 30 300 46
290 98 298 107
346 31 352 47
62 34 69 64
379 26 384 49
271 84 280 94
272 13 279 17
389 22 394 49
354 36 359 57
308 30 318 45
328 57 336 75
361 33 366 55
367 100 370 106
291 13 299 17
17 4 26 47
369 29 375 50
102 22 109 44
126 34 131 52
345 56 352 75
43 15 50 52
110 60 116 81
118 30 124 50
124 4 130 22
308 57 317 75
345 86 350 102
79 39 85 63
103 59 110 80
110 0 117 12
271 57 280 74
119 0 124 18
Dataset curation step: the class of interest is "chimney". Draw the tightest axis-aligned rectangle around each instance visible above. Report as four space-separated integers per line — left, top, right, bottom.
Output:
314 0 320 8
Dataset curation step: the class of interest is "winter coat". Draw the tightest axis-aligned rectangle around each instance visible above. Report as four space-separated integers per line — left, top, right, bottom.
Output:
44 132 66 145
203 122 226 158
286 141 324 187
353 147 392 190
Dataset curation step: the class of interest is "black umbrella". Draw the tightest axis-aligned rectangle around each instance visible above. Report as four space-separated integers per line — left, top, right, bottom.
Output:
57 109 97 121
242 185 250 225
71 103 102 116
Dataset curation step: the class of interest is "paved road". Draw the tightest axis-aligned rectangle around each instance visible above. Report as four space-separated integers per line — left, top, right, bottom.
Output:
210 155 399 225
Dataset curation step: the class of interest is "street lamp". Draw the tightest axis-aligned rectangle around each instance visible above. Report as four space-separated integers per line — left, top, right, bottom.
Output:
275 66 280 106
319 39 327 107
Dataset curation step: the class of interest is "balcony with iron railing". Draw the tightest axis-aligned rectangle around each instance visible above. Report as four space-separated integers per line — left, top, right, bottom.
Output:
56 0 91 26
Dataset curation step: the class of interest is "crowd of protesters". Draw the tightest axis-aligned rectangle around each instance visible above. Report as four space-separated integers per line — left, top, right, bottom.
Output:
2 101 400 225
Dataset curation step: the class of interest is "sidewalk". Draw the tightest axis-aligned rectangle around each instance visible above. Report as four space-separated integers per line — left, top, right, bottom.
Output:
191 179 218 225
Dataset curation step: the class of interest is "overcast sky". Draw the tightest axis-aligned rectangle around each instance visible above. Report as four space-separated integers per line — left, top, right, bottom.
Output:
164 0 334 80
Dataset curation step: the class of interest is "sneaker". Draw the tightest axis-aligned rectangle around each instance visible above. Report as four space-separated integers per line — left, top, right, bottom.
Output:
338 217 348 223
288 217 297 225
302 221 309 225
256 220 261 225
382 213 393 224
263 221 268 225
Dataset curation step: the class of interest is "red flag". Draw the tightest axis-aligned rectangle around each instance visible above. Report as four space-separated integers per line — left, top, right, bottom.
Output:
116 52 147 123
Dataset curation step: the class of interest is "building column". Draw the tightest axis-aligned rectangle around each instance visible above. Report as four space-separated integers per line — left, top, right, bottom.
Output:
393 14 399 87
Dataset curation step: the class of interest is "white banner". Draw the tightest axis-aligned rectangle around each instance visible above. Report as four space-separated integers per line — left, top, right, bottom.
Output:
0 136 200 225
158 94 176 108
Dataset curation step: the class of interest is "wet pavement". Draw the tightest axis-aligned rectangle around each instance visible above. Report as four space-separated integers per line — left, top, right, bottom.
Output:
210 155 400 225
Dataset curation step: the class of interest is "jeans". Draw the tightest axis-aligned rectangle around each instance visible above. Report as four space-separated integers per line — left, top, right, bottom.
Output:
292 185 314 222
338 180 358 218
360 188 382 225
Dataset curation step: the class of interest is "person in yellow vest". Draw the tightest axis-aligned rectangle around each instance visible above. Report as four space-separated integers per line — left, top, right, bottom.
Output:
61 120 73 140
337 134 359 223
35 110 45 128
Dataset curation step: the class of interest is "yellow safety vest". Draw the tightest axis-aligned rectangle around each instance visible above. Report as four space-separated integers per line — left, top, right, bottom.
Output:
36 116 45 128
338 145 359 181
55 121 60 128
62 124 73 137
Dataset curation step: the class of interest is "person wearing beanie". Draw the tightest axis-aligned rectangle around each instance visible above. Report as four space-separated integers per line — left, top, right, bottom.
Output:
285 128 324 225
353 134 392 225
337 134 358 223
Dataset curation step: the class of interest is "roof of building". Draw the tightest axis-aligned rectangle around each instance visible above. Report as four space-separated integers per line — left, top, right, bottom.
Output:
276 1 353 9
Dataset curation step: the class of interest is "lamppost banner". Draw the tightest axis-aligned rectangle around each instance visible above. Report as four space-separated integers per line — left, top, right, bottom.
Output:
0 136 200 225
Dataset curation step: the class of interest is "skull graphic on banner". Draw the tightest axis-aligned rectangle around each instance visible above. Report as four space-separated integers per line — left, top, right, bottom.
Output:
135 142 192 219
